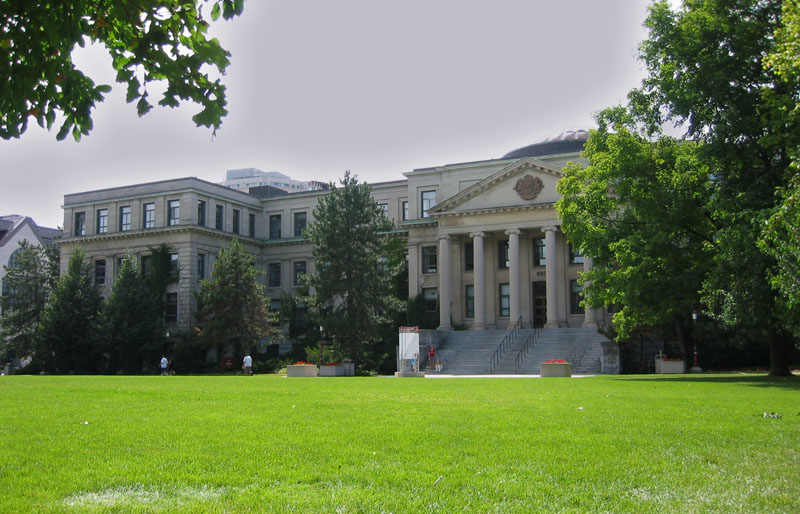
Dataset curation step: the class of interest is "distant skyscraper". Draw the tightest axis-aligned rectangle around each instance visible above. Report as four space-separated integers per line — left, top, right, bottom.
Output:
222 168 324 193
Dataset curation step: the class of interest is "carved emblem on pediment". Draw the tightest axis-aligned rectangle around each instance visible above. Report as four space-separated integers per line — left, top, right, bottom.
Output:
513 175 544 200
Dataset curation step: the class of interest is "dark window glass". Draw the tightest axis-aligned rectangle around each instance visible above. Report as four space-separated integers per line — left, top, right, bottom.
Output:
233 209 240 234
268 263 281 288
119 206 131 231
402 201 409 221
269 215 282 239
249 213 256 237
421 190 436 218
74 212 86 236
423 288 438 313
293 261 306 286
168 200 180 226
533 238 546 266
96 209 108 234
464 242 474 272
215 204 224 230
141 255 152 278
94 260 106 285
498 240 509 269
569 244 585 265
143 203 155 228
169 253 179 281
197 254 206 281
421 246 437 274
465 285 474 318
499 283 510 317
570 280 585 314
165 292 178 323
197 200 206 227
293 212 306 237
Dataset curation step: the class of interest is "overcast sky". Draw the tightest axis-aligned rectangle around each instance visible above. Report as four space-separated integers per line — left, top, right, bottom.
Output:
1 0 656 229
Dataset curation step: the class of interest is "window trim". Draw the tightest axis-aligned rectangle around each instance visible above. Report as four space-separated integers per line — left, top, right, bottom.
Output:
421 246 437 274
167 199 180 226
96 209 108 234
499 283 510 318
119 206 131 232
143 203 155 229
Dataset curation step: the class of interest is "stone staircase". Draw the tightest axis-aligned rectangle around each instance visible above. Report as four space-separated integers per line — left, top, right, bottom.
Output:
431 327 618 375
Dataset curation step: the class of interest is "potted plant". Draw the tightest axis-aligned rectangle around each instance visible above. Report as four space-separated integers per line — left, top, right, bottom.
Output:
286 361 317 377
655 355 685 374
319 361 345 377
540 359 572 377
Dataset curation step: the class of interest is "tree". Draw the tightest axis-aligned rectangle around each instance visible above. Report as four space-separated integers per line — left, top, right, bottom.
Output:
102 254 160 373
0 0 245 141
556 109 715 356
39 248 103 373
303 171 405 367
195 238 275 365
0 240 59 360
620 0 797 375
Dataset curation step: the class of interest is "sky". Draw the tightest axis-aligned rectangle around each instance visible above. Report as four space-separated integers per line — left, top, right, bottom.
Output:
1 0 657 230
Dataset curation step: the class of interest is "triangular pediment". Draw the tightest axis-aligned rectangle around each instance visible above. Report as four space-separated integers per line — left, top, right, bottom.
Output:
429 158 563 216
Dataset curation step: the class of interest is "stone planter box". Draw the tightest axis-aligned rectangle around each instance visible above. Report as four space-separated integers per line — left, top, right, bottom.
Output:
286 365 317 377
319 364 345 377
540 362 572 377
343 361 355 376
655 358 685 374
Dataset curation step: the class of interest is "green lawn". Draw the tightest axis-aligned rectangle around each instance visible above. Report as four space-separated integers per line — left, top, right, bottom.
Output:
1 374 798 513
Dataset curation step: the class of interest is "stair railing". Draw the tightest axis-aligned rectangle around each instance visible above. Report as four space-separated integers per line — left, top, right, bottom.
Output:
514 328 540 374
488 317 522 374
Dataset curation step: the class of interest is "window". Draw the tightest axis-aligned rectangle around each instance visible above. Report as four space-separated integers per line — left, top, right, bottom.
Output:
402 201 409 221
119 206 131 231
94 259 106 285
465 285 474 318
533 238 546 267
268 263 281 288
570 280 585 314
96 209 108 234
269 299 281 326
141 255 152 278
215 204 224 230
499 283 510 317
498 240 509 269
294 261 306 286
197 200 206 227
421 246 437 274
143 203 155 229
269 214 281 239
169 253 179 281
168 200 180 226
422 288 438 313
464 242 474 272
378 203 388 217
293 212 306 237
197 253 206 281
233 209 240 234
421 190 436 218
249 213 256 238
569 244 585 265
295 304 307 329
74 212 86 236
165 293 178 323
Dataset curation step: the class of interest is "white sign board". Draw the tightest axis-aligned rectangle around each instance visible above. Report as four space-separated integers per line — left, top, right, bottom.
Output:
399 332 420 360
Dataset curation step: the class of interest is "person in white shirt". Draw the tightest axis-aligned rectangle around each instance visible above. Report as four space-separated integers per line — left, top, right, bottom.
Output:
160 355 168 375
243 353 253 375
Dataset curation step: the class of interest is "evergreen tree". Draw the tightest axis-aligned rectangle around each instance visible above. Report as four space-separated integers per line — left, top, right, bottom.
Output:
39 249 103 373
102 254 161 373
195 238 275 365
303 171 405 367
0 240 59 360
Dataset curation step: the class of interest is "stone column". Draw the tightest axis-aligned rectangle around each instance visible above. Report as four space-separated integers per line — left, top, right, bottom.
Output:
438 235 452 331
542 226 559 328
407 243 419 299
470 231 486 330
582 255 598 327
505 229 521 324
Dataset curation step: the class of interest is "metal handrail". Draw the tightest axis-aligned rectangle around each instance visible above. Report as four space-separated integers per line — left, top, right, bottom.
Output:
514 328 540 373
489 317 522 373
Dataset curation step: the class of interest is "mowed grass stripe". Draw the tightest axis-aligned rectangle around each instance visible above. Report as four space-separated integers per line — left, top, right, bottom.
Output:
0 374 797 513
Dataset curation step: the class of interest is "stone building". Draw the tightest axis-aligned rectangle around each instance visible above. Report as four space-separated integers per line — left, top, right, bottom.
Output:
59 130 619 373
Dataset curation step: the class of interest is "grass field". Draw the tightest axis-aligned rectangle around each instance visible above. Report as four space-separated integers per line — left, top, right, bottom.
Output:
1 373 798 513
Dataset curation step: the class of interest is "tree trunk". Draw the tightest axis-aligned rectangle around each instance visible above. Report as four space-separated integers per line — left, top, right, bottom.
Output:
769 332 794 377
674 319 688 360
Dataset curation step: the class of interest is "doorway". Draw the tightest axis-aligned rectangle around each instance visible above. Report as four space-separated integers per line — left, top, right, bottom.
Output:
532 281 547 328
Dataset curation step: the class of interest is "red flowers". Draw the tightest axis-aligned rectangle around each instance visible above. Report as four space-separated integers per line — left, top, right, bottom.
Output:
294 361 314 365
543 359 568 364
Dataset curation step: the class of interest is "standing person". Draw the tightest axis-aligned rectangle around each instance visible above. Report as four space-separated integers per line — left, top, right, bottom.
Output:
243 353 253 375
428 345 436 369
160 355 168 375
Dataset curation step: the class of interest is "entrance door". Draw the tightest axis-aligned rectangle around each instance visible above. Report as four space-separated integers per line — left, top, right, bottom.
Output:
532 282 547 328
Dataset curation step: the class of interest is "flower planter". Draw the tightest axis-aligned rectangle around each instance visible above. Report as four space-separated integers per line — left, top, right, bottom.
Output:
655 358 685 374
540 362 572 377
286 364 317 377
343 360 355 376
319 364 345 377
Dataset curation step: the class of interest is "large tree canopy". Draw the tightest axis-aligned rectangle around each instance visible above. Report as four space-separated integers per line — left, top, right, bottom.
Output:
0 0 244 141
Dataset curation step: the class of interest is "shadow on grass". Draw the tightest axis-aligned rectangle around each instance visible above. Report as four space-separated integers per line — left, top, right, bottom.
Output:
611 373 800 390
